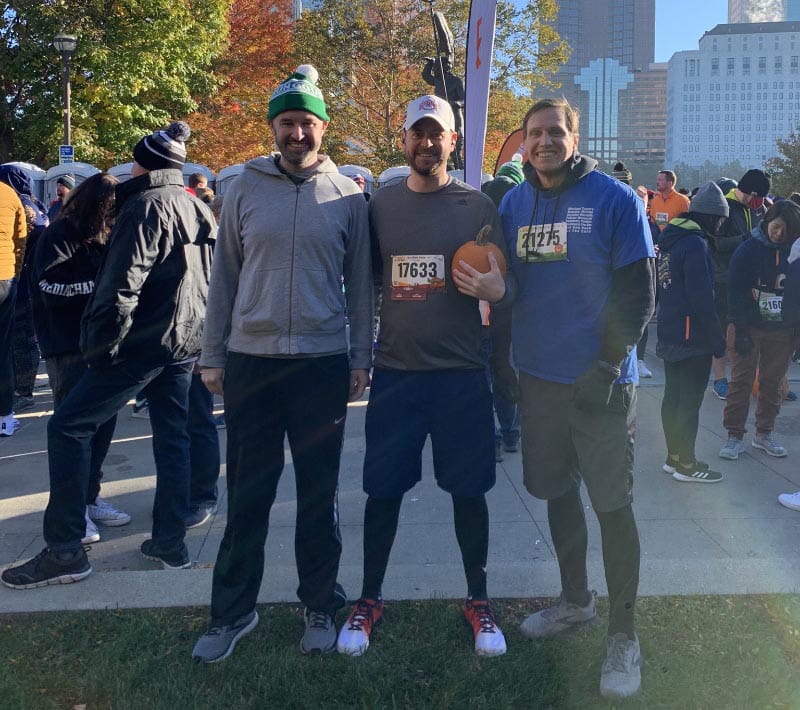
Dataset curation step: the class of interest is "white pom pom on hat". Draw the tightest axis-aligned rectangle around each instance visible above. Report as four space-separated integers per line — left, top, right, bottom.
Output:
295 64 319 85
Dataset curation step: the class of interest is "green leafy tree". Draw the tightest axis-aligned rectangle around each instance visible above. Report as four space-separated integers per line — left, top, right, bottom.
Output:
1 0 230 167
290 0 567 176
765 131 800 197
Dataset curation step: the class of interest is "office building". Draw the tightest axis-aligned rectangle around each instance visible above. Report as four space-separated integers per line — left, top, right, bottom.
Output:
729 0 784 23
617 63 667 170
666 22 800 167
544 0 659 167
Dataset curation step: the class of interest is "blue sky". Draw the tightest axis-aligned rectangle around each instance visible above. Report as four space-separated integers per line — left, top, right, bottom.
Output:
655 0 728 62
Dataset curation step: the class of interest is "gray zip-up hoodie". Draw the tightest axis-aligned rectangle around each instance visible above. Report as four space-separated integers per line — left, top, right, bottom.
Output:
200 154 373 370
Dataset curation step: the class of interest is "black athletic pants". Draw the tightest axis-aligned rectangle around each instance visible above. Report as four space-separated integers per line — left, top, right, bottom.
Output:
210 353 349 625
661 355 712 464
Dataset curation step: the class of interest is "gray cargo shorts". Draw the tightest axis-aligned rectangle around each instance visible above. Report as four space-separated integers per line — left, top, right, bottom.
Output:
518 372 636 513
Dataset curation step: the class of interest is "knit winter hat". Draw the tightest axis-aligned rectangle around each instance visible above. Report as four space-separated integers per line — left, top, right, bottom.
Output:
716 176 738 195
690 181 729 218
737 169 771 197
57 174 75 189
611 161 632 184
496 157 524 185
133 121 191 170
268 64 329 122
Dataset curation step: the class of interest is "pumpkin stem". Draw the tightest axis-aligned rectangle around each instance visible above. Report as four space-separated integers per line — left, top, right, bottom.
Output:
474 224 492 246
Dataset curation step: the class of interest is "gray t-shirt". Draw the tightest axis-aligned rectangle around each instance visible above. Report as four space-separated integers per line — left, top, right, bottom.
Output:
370 178 507 371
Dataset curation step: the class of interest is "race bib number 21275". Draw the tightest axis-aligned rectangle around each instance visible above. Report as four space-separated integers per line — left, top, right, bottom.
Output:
516 222 568 262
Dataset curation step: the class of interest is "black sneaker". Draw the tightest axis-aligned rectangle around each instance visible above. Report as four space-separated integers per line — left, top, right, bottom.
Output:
1 547 92 589
12 394 35 412
672 461 723 484
185 506 214 529
140 539 190 569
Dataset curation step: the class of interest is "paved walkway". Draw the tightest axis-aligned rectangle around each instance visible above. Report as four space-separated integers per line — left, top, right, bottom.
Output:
1 332 799 613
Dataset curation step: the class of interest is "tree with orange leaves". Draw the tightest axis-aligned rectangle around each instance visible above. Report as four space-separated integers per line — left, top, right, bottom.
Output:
188 0 296 170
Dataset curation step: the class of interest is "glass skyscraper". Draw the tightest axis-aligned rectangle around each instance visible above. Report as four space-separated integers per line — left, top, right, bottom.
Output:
544 0 658 167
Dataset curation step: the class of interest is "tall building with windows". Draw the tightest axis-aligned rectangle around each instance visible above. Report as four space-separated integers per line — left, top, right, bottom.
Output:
666 22 800 167
729 0 784 23
544 0 659 168
617 63 667 170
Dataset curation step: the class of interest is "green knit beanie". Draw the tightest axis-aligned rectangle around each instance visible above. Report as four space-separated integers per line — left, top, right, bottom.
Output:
268 64 329 122
496 156 524 185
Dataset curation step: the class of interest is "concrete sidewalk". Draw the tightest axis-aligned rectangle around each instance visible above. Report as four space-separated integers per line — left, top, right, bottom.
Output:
1 336 799 613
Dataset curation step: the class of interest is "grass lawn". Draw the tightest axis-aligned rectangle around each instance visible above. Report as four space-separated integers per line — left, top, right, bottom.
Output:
1 595 798 709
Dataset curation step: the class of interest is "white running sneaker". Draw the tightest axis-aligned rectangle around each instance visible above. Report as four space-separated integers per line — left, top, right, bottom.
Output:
0 414 20 436
520 592 597 638
600 633 642 699
778 491 800 511
82 508 100 544
637 360 653 378
87 496 132 526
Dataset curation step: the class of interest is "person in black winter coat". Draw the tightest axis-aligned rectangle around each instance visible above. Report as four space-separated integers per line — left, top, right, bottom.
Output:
1 121 215 591
719 199 800 460
32 172 131 537
657 182 728 483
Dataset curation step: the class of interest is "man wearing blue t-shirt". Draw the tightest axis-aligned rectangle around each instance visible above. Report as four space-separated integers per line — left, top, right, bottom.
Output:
495 98 655 700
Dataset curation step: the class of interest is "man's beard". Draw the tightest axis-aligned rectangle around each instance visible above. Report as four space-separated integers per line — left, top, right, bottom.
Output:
409 149 445 177
279 137 315 167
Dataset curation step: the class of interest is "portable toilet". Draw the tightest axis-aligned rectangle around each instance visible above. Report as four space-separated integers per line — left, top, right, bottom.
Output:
338 164 374 194
108 162 134 183
377 166 410 189
0 162 46 203
448 169 494 186
215 164 244 197
183 163 215 191
44 162 100 205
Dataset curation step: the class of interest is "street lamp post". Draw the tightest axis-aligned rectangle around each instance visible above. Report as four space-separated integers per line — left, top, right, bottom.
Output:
53 33 78 147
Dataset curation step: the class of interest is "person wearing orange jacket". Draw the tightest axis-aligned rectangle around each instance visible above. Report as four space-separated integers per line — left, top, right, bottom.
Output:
651 170 690 231
0 180 27 436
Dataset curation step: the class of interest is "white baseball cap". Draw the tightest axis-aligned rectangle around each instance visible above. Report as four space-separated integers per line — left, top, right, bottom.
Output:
402 95 455 132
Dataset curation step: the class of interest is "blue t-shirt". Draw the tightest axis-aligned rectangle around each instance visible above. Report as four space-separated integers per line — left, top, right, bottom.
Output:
499 170 655 384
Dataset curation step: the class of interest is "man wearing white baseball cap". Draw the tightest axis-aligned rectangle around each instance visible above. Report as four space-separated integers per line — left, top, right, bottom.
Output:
336 94 516 658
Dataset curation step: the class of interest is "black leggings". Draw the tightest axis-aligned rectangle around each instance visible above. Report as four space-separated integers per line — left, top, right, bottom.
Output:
661 355 712 464
549 487 640 638
362 494 489 600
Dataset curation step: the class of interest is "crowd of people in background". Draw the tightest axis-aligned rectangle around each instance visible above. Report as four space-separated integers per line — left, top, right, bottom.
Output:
602 162 800 498
0 66 797 701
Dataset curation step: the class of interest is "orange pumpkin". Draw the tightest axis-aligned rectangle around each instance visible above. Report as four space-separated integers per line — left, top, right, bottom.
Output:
452 225 507 276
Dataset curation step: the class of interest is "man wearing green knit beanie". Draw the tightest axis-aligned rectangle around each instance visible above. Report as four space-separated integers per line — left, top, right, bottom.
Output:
194 63 374 663
268 64 330 122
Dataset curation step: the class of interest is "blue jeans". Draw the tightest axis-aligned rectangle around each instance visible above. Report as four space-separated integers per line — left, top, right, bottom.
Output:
44 359 193 552
188 373 220 509
45 353 118 504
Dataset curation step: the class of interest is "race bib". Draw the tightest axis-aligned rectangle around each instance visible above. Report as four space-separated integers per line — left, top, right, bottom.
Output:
655 212 669 226
391 254 445 301
756 290 783 322
516 222 568 262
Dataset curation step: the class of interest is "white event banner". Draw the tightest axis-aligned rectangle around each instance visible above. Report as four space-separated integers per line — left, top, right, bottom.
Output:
464 0 497 188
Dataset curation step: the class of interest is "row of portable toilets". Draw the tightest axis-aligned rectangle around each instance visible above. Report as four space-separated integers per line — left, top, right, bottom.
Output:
2 160 495 205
